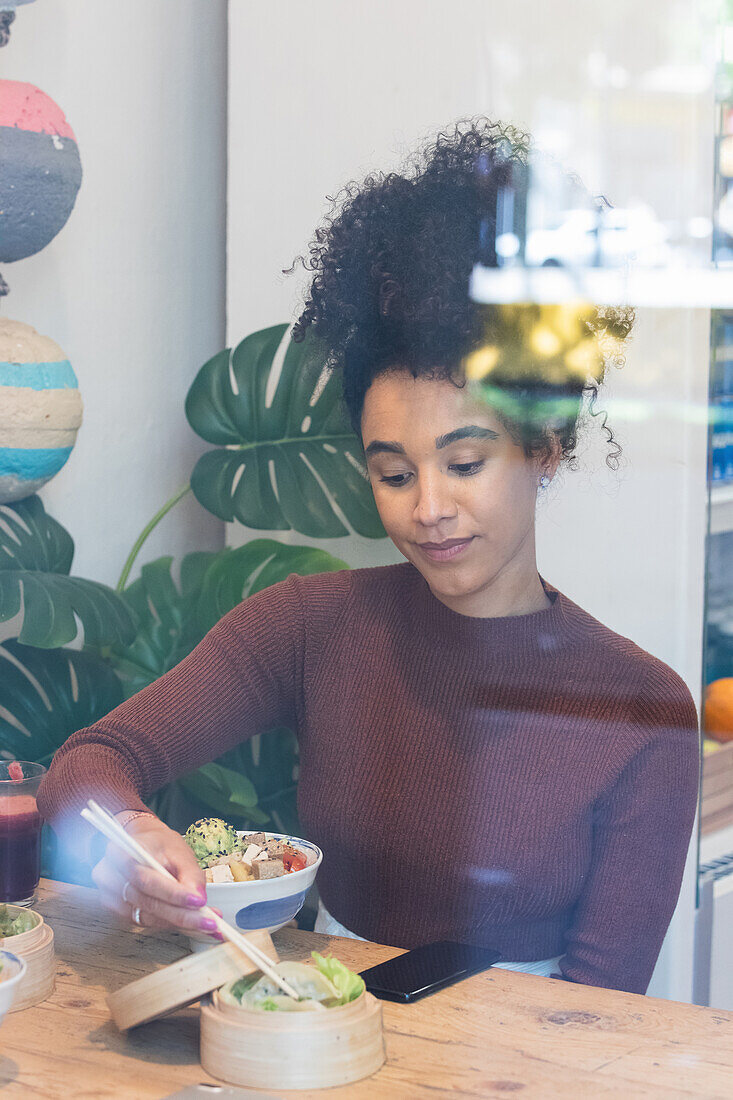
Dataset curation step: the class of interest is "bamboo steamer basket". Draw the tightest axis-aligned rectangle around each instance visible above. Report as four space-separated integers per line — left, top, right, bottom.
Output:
107 930 279 1030
0 906 55 1011
200 986 385 1090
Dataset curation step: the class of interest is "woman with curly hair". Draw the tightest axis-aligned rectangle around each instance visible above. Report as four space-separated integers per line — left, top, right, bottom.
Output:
38 119 698 995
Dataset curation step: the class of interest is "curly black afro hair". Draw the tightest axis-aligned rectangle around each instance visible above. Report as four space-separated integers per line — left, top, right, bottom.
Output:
291 118 633 467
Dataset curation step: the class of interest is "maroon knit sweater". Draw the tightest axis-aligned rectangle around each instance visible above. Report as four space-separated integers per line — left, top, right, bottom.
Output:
37 563 699 994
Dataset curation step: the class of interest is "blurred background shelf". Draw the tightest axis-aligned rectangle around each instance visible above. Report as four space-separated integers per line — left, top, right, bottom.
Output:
701 741 733 837
710 485 733 535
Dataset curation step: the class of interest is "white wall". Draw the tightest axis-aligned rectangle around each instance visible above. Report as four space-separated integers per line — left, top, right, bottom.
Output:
228 0 715 1001
1 0 227 590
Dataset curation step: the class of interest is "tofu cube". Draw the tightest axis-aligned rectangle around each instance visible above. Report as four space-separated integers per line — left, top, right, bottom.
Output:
241 843 263 867
263 839 288 859
252 859 285 881
243 832 268 848
210 864 235 883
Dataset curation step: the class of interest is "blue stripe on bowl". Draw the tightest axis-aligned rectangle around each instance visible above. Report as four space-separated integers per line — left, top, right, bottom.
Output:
0 446 73 479
235 891 307 931
0 361 77 390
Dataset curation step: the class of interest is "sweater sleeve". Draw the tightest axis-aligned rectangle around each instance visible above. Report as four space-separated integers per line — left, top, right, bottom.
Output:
36 573 308 828
558 665 700 994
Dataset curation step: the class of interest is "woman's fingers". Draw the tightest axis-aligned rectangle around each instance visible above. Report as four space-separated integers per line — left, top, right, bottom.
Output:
163 844 208 898
125 863 206 911
123 818 207 899
90 813 215 933
91 859 131 918
121 882 222 935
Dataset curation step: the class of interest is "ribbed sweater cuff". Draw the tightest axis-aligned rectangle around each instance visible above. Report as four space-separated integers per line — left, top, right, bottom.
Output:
37 746 148 827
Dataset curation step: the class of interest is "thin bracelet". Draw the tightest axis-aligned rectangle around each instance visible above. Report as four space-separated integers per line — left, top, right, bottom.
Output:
114 809 154 831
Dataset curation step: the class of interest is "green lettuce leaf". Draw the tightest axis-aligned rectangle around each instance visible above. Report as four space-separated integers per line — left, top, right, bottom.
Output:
311 951 365 1005
228 973 260 1001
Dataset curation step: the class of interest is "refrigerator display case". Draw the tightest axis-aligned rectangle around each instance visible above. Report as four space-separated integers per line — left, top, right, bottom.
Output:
695 13 733 1010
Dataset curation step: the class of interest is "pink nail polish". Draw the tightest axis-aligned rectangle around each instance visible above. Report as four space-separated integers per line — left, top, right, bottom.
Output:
185 893 206 908
200 917 217 932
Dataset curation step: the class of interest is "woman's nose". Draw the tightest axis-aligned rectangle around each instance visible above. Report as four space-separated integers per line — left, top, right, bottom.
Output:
413 472 457 527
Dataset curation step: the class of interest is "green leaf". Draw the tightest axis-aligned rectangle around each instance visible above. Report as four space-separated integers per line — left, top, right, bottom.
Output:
186 324 386 539
177 761 260 816
311 952 365 1005
0 496 73 573
109 552 217 696
217 728 300 835
194 539 348 637
0 572 137 649
0 497 136 649
0 640 124 766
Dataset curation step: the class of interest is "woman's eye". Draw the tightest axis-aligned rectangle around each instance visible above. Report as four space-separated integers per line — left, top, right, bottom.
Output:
379 473 412 487
450 461 485 477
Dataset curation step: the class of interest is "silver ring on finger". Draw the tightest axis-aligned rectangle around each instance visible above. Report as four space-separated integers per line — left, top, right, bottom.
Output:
122 880 133 905
132 905 142 927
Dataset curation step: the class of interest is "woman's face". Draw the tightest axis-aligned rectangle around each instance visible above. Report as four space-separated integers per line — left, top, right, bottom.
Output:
361 371 553 616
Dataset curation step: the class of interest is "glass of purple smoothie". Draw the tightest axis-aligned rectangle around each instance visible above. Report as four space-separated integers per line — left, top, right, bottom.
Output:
0 762 46 906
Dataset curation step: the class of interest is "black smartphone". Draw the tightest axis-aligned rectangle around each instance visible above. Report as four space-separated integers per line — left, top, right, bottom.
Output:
359 940 501 1003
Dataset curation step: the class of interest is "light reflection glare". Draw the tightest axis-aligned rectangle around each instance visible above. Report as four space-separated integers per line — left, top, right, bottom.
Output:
469 867 514 886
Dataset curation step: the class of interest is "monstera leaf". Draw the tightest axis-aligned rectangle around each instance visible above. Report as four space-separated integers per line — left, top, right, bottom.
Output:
110 551 218 697
193 538 348 637
219 728 300 835
185 324 386 539
166 729 300 835
0 640 124 766
176 761 266 823
0 497 136 648
111 541 347 695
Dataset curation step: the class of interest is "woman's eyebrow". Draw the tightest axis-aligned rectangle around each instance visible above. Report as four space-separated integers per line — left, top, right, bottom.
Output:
435 425 499 448
364 440 406 458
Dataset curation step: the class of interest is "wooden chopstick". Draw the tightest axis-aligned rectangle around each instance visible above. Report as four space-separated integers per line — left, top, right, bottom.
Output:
81 799 307 1005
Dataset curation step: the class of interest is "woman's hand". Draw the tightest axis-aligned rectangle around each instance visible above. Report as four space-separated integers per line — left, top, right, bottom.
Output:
91 813 220 937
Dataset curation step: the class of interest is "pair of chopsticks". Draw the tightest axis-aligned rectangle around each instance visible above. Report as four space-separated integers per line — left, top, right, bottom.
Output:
81 798 307 1006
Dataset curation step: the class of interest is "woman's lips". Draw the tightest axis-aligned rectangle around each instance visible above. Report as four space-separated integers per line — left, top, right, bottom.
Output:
417 537 475 562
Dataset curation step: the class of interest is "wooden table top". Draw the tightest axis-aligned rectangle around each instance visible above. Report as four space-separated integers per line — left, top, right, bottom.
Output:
0 879 730 1099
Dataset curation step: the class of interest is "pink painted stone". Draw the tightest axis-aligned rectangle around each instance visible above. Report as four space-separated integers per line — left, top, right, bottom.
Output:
0 79 76 139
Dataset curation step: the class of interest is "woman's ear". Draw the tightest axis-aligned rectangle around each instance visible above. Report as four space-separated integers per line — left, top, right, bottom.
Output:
536 434 563 485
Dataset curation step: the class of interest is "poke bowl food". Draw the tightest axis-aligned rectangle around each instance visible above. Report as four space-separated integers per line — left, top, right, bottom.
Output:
0 950 27 1023
183 819 322 946
201 952 385 1090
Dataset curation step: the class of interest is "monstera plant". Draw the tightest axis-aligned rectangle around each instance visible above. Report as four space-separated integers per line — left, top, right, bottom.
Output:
185 322 384 537
0 324 386 880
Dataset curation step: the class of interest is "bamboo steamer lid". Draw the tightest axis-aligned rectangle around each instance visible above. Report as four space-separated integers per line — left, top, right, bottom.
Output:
200 988 385 1090
107 930 279 1030
0 907 55 1011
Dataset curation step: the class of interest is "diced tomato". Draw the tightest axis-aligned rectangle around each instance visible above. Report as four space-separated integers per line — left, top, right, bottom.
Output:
7 762 23 782
281 846 307 873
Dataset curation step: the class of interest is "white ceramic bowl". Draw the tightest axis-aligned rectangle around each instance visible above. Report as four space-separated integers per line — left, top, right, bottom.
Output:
189 831 322 952
0 950 27 1022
